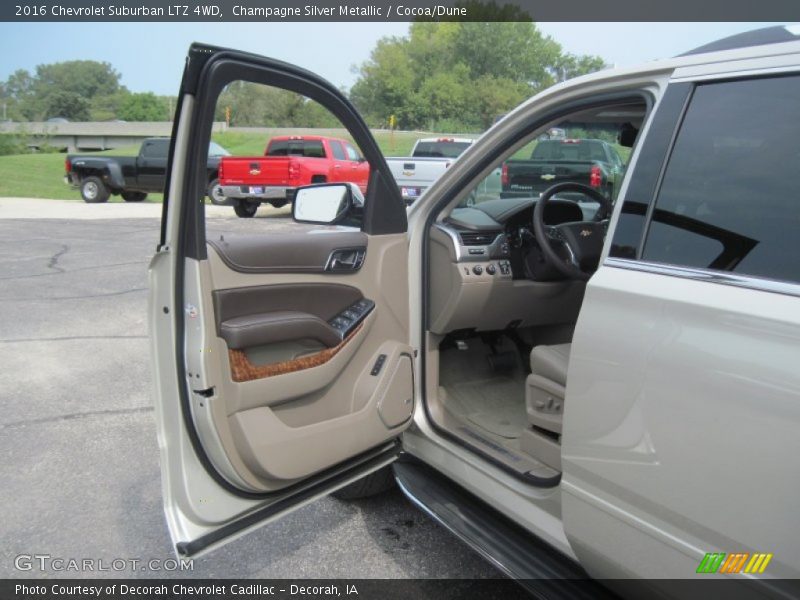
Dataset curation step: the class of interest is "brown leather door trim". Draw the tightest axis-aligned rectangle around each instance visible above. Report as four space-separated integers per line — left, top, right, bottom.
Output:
208 232 368 274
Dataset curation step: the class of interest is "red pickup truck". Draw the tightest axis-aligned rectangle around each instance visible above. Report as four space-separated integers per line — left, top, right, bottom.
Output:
215 135 371 217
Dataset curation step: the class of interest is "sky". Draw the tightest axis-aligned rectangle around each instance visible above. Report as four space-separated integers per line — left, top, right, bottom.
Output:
0 22 789 95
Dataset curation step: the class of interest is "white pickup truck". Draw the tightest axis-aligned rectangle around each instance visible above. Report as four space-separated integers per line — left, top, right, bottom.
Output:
385 137 474 204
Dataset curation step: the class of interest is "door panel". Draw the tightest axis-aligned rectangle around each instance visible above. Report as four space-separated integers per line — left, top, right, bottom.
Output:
185 233 412 492
150 44 410 556
182 232 412 493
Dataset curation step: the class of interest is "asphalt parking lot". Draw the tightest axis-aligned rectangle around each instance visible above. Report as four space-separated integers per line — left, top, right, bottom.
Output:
0 198 501 582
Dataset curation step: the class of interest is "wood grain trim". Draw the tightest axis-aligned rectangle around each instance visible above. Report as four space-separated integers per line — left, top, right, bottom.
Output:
228 324 363 383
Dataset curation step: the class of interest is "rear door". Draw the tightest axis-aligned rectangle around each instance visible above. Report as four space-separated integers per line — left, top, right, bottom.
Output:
149 45 413 557
344 141 371 191
327 139 350 185
563 66 800 579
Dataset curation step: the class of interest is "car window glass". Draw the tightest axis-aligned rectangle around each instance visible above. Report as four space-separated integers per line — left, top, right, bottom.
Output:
205 80 369 237
458 111 638 211
413 140 471 158
330 140 346 160
642 75 800 284
344 143 361 161
144 140 168 158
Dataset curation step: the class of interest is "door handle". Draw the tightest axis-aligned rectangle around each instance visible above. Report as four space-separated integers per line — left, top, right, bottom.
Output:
326 247 366 272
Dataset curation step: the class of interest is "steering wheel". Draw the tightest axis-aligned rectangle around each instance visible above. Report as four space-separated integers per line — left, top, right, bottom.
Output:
531 182 612 281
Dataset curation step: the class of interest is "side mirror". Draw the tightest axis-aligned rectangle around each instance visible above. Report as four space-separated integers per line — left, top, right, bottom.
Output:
292 183 363 225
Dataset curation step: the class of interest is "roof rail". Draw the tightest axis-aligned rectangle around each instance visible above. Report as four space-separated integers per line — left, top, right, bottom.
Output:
681 25 800 57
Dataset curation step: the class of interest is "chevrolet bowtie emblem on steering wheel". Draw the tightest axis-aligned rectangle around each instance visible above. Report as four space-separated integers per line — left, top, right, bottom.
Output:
580 229 592 237
541 173 556 180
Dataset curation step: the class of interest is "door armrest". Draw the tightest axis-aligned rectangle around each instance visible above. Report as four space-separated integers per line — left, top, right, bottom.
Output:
219 311 342 349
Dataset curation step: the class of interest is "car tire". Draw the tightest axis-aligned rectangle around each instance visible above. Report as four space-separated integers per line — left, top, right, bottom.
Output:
234 201 259 218
121 191 147 202
331 466 396 500
207 179 223 204
80 176 110 203
268 199 288 209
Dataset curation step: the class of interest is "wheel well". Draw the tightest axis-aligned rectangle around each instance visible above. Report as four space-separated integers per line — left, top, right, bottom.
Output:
79 169 107 182
310 174 327 183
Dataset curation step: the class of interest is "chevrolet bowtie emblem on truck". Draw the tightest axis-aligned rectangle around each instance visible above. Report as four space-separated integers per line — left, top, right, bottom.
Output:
249 168 261 175
580 229 592 237
541 173 556 181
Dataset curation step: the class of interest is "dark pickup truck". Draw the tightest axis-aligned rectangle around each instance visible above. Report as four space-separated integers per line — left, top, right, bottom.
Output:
501 138 625 201
65 137 229 203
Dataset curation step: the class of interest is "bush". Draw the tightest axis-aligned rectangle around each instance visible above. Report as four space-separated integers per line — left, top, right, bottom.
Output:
0 134 26 156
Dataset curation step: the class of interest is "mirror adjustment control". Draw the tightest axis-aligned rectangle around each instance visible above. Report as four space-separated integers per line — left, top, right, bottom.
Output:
472 265 483 275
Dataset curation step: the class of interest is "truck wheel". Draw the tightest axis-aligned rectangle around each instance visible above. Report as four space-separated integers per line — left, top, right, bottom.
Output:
81 176 110 203
206 179 223 204
331 466 396 500
234 201 258 218
121 191 147 202
310 175 327 184
269 200 288 209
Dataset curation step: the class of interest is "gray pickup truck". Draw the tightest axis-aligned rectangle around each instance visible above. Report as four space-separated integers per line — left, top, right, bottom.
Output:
385 137 474 204
65 137 228 203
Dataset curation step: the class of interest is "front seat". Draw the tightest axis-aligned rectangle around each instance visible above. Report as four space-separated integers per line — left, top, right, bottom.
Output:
522 343 571 471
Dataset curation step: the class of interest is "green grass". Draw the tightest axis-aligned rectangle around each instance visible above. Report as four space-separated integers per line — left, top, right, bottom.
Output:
0 129 631 202
0 129 441 201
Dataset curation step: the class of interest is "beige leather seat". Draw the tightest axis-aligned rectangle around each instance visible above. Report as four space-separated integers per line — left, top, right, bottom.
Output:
530 344 570 388
521 343 571 472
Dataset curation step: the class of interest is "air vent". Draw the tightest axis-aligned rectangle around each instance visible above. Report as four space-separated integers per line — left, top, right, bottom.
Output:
459 232 499 246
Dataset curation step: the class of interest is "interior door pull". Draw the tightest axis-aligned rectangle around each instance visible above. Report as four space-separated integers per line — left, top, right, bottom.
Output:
326 247 366 272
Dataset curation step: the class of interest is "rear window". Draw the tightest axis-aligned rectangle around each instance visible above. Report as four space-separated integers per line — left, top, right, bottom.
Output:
412 140 471 158
530 140 607 162
641 75 800 284
266 140 326 158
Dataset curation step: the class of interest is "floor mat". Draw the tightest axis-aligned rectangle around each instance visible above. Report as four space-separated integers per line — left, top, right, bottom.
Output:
446 377 527 439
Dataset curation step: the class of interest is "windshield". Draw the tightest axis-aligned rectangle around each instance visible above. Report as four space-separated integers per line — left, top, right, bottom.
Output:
413 140 472 158
208 141 230 156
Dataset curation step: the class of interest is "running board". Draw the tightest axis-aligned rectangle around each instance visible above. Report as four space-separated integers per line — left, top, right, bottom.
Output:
394 457 618 600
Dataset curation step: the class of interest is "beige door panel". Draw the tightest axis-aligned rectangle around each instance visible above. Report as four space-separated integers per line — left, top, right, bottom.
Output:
184 233 412 493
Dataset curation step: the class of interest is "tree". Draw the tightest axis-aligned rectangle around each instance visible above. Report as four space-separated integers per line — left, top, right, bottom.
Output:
0 60 125 121
1 69 37 120
349 22 607 131
34 60 122 100
44 90 90 121
117 92 167 121
553 54 608 83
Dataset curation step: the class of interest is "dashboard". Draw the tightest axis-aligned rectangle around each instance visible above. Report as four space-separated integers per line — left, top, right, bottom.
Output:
428 197 588 335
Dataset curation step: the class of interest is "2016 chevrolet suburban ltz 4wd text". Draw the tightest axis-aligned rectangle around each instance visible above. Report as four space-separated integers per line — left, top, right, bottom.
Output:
149 27 800 597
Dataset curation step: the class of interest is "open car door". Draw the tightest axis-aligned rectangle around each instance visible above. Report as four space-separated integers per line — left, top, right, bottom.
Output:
149 45 414 557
